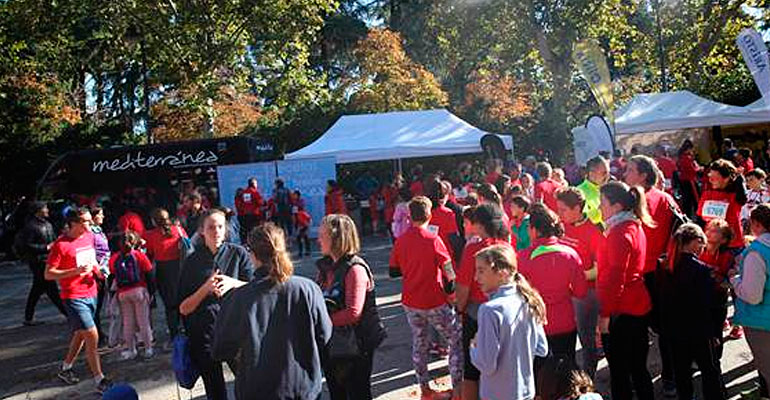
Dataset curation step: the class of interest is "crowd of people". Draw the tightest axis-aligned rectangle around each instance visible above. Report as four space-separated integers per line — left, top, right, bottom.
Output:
9 137 770 400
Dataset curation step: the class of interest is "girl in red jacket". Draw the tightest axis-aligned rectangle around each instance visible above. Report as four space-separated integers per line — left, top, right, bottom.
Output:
517 203 588 372
697 159 747 250
598 181 655 400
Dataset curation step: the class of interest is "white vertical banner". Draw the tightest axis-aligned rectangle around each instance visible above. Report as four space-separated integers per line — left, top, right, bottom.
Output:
737 28 770 105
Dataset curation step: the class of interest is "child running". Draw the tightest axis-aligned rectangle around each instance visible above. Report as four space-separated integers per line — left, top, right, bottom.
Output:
110 231 155 360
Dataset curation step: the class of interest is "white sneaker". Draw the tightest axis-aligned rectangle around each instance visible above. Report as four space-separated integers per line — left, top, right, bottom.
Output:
143 348 155 359
120 348 138 360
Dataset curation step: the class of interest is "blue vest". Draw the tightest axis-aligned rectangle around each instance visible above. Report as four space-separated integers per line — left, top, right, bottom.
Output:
734 240 770 331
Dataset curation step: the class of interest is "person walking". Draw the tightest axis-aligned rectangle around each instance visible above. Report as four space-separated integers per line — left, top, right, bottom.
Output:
212 223 332 400
110 231 155 360
518 203 587 370
17 201 67 325
178 209 255 400
236 178 265 243
317 214 385 400
144 208 187 348
731 204 770 398
471 244 548 400
597 182 654 400
389 196 462 399
45 207 112 393
660 223 727 400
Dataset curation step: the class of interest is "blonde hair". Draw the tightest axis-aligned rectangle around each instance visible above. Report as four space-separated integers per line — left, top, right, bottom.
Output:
475 244 547 325
321 214 361 259
248 223 293 284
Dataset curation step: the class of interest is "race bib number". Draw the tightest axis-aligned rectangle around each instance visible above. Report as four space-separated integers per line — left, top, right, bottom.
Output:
75 247 97 267
702 200 729 219
243 193 252 203
427 225 440 235
292 206 299 214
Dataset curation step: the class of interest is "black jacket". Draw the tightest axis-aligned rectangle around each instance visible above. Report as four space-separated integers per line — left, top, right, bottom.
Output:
659 253 723 341
178 242 255 353
212 270 332 400
16 216 56 264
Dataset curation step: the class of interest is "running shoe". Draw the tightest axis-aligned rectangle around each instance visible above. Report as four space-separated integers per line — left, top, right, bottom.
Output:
57 369 79 385
95 377 113 394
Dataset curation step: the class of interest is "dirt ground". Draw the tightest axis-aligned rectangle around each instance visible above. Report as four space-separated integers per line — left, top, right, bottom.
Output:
0 235 764 399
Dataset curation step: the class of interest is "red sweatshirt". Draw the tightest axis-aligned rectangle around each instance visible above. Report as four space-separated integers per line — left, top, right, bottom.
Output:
518 237 588 335
534 179 560 212
561 219 603 287
238 187 264 217
697 189 744 248
457 237 511 305
677 153 700 182
429 205 459 258
643 188 677 273
325 188 347 215
597 219 652 317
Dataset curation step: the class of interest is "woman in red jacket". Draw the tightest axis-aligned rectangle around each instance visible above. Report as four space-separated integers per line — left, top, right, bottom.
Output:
325 180 348 216
697 159 747 251
598 181 655 400
517 203 587 370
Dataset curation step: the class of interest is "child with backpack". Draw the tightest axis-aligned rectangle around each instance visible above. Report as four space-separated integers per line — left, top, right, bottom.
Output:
109 231 155 360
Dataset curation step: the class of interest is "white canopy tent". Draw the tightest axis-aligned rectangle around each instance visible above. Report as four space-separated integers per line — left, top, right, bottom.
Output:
614 90 770 134
285 109 513 164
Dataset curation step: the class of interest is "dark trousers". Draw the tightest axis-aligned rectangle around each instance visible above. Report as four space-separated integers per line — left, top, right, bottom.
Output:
535 330 578 377
241 214 259 242
95 278 106 338
277 213 293 236
156 260 183 338
296 227 311 256
643 271 675 384
190 342 227 400
324 351 374 400
602 314 654 400
679 180 699 219
24 261 66 321
671 335 726 400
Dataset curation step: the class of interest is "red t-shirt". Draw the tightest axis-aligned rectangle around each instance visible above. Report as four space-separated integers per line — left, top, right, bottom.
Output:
118 211 146 237
325 189 347 215
47 232 99 300
145 226 187 262
429 205 459 258
655 156 678 179
643 188 677 273
456 237 512 304
561 219 603 287
534 179 560 212
109 250 154 294
677 153 700 182
697 189 744 248
389 226 452 309
410 180 424 197
597 219 651 317
518 237 587 335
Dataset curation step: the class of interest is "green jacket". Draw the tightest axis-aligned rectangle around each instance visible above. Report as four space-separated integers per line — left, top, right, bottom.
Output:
510 215 531 251
577 179 603 226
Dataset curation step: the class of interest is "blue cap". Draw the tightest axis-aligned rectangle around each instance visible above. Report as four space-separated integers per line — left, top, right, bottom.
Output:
102 383 139 400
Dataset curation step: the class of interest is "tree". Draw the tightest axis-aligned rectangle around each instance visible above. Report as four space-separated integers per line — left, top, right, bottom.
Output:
345 28 448 113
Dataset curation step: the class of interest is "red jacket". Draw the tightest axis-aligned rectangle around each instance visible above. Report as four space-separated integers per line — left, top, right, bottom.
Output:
429 205 459 259
456 237 511 305
643 188 677 273
655 156 678 180
677 153 700 182
382 185 399 223
697 189 744 248
534 179 560 212
238 187 264 217
325 188 347 215
561 219 603 287
518 237 588 335
597 218 652 317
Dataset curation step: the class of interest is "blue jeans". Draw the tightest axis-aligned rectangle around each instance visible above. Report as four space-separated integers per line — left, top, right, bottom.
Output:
573 287 600 377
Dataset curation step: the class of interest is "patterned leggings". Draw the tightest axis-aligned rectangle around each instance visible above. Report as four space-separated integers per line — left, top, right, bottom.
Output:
404 304 463 389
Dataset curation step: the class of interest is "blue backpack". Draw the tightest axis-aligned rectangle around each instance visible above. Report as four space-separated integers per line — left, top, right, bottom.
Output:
172 334 200 389
115 252 141 288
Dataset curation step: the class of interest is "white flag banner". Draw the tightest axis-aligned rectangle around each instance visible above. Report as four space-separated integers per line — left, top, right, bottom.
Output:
737 28 770 105
572 125 613 166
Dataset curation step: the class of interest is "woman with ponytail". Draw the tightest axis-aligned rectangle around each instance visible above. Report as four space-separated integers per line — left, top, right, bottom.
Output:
213 223 332 400
597 181 654 400
471 244 548 400
660 223 726 400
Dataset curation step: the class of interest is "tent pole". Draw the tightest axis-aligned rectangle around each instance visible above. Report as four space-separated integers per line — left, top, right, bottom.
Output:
398 159 403 175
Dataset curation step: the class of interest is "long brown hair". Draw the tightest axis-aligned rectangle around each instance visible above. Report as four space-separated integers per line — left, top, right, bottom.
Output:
475 245 547 325
600 181 656 228
668 223 706 271
247 223 294 284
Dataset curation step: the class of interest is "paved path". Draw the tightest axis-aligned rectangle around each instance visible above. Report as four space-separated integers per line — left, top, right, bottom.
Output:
0 235 763 399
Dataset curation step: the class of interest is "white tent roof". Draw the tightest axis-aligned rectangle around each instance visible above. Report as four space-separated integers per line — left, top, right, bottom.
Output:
285 109 512 163
615 90 770 134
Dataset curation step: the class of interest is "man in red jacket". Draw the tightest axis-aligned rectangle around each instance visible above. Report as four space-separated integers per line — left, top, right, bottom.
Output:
533 162 560 212
238 178 264 240
624 154 679 394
